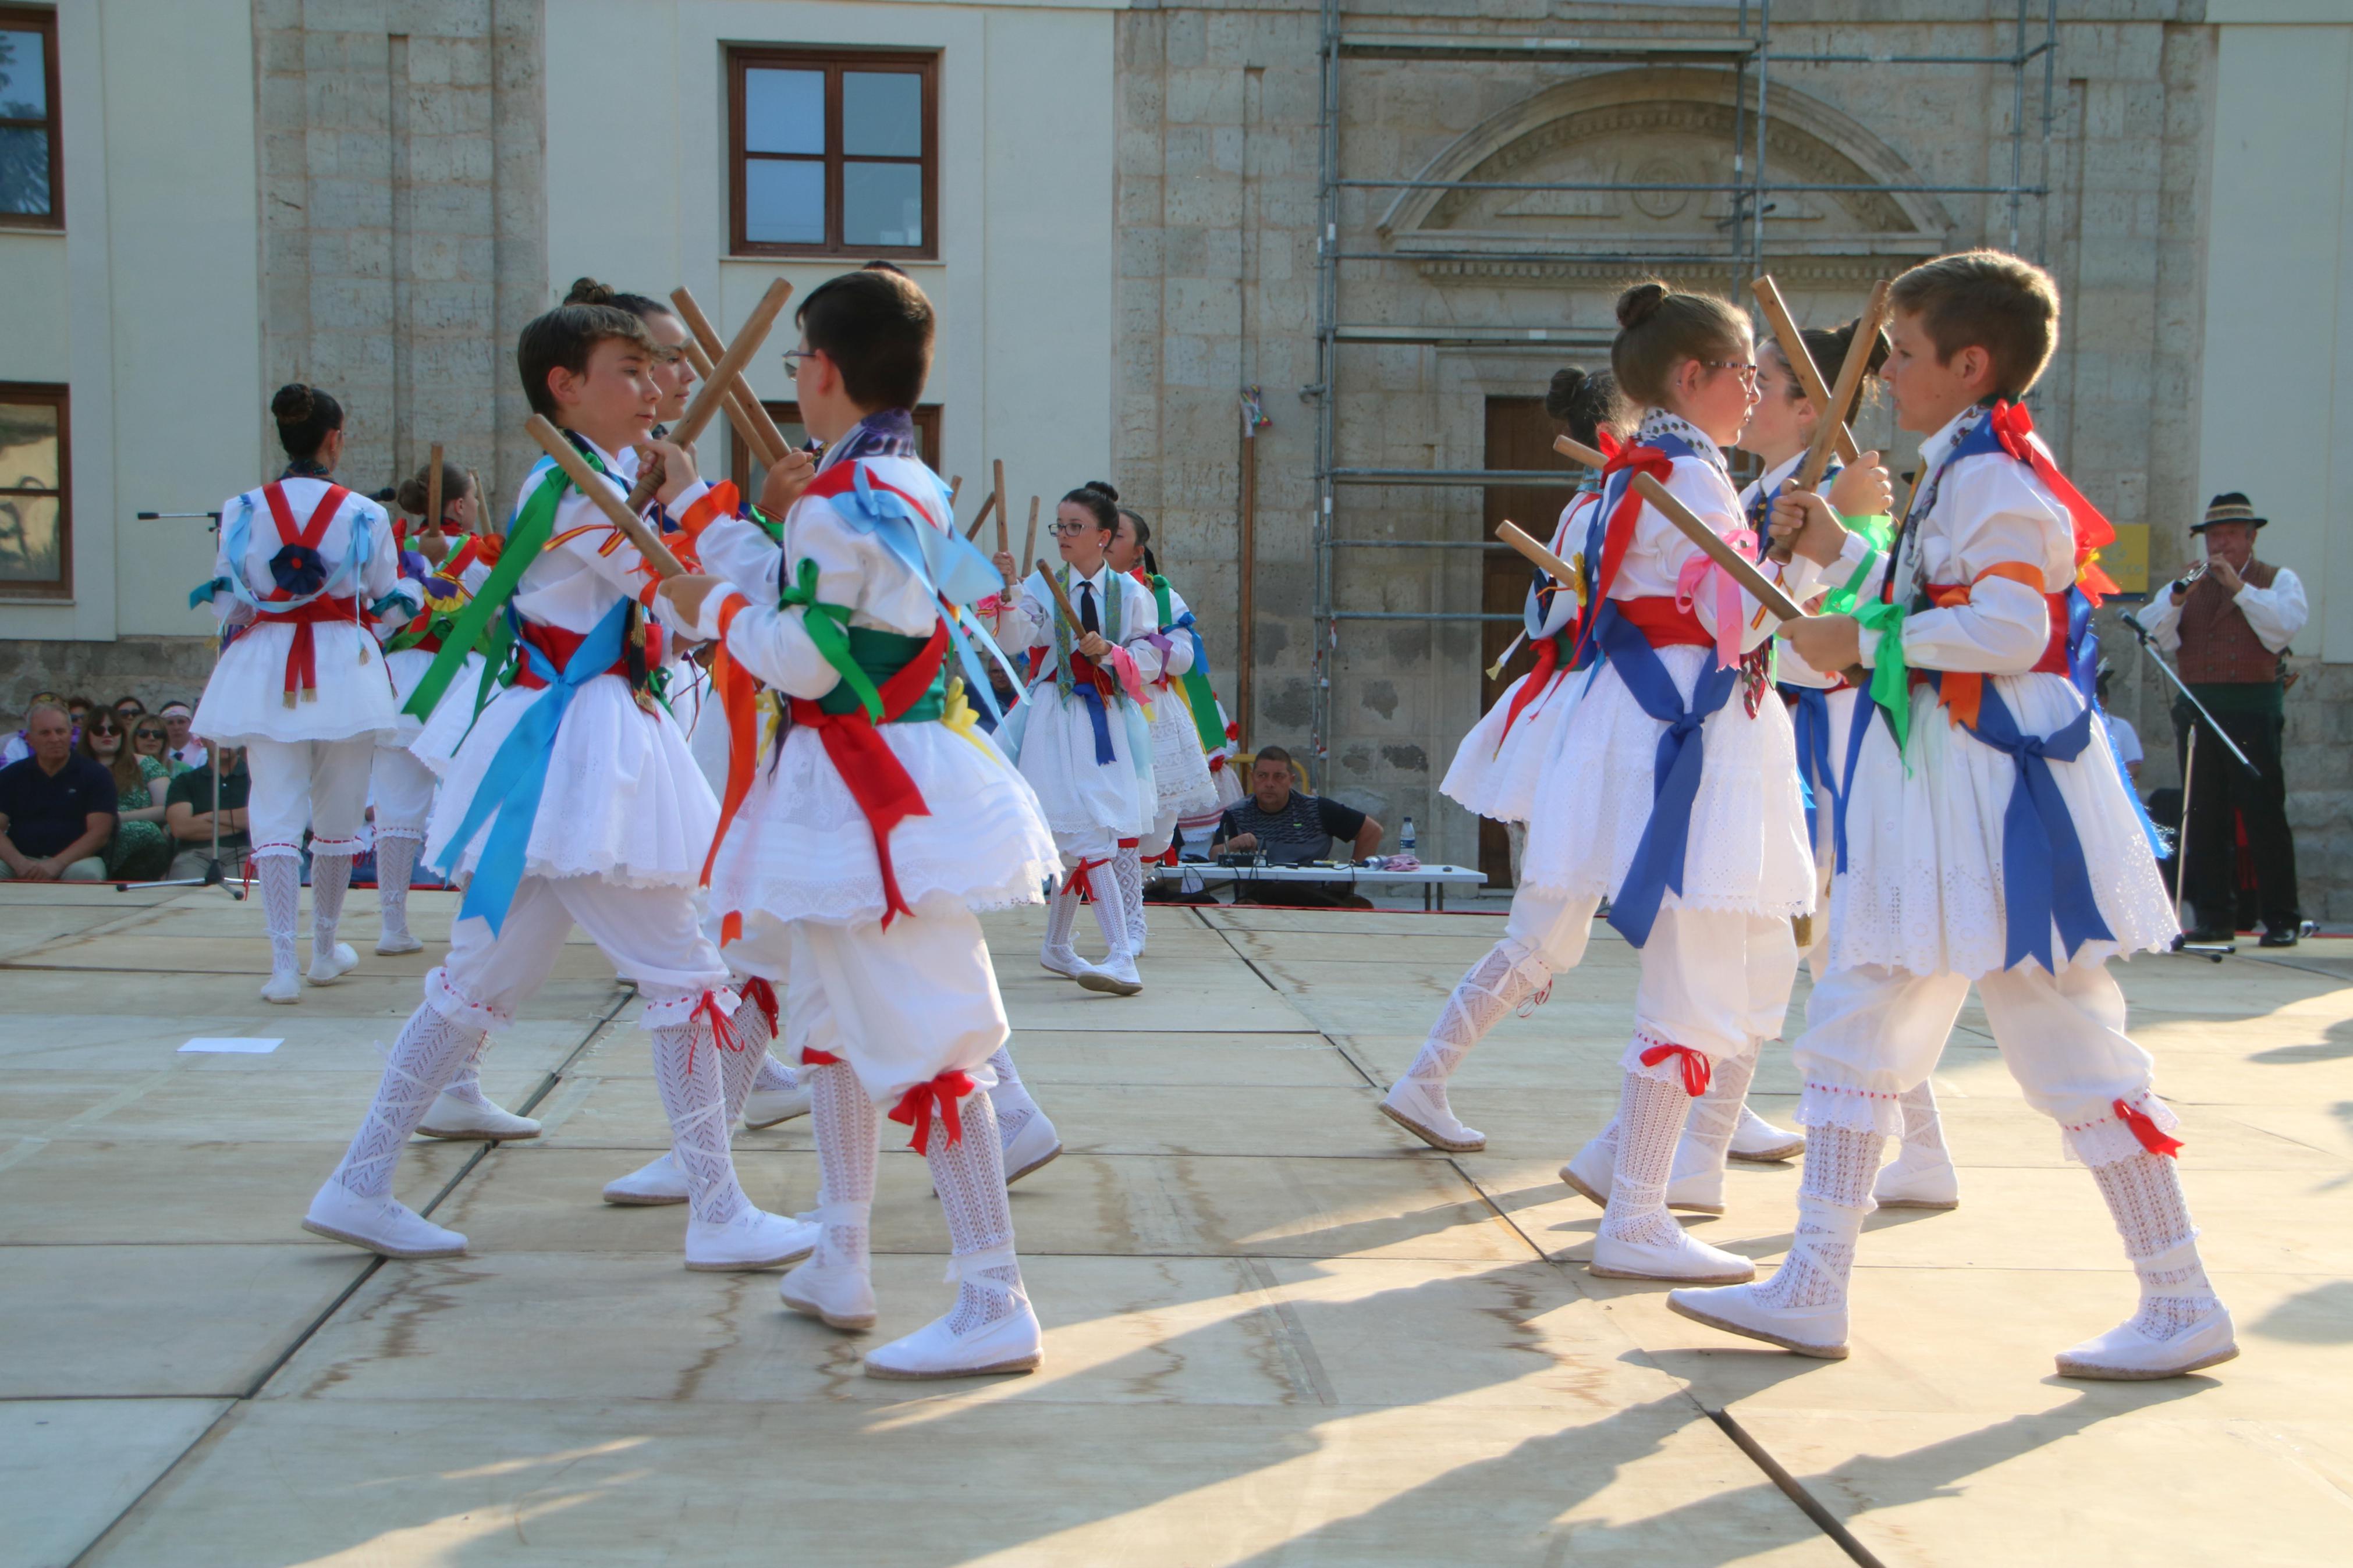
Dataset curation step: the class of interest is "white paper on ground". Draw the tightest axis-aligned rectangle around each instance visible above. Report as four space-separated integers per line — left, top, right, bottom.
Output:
179 1037 283 1054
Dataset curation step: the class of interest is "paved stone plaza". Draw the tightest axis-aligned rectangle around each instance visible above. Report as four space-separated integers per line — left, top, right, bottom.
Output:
2 883 2347 1565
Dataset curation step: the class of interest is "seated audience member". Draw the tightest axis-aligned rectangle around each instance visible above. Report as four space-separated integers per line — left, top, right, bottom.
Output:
158 701 208 773
65 695 95 733
112 695 147 720
0 701 118 881
80 709 173 880
128 716 179 775
165 744 252 880
1211 746 1383 906
2 690 66 767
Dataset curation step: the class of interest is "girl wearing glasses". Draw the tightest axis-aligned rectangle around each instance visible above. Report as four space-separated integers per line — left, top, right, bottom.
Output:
989 481 1166 995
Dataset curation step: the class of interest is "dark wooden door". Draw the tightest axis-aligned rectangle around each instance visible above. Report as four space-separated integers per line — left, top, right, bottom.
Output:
1479 397 1574 890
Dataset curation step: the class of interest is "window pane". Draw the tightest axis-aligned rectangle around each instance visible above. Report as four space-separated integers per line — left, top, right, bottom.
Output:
842 72 920 158
0 493 60 583
0 126 49 216
0 30 47 119
737 406 811 499
843 161 922 248
743 158 825 246
743 68 824 155
0 401 59 488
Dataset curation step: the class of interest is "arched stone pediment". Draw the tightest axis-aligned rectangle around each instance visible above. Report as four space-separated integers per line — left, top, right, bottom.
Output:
1378 68 1955 287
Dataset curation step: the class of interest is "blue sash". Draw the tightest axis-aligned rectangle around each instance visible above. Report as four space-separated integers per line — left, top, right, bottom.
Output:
1957 678 2115 972
1598 602 1740 948
434 597 630 934
1788 685 1833 847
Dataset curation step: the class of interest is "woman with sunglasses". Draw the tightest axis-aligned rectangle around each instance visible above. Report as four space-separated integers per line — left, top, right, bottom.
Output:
78 712 173 881
989 481 1165 995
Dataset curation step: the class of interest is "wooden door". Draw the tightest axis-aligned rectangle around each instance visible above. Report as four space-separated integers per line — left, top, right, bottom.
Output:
1478 397 1574 890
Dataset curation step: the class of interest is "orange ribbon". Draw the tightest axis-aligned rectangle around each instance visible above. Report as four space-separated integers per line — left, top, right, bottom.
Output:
1921 561 2052 730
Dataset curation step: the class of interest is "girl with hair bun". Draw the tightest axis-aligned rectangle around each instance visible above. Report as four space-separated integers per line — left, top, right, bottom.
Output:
191 385 403 1005
989 479 1167 995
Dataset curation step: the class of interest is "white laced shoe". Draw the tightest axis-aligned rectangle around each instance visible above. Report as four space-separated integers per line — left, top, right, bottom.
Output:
2056 1303 2238 1380
864 1284 1042 1380
1039 945 1102 984
307 940 359 985
1872 1137 1961 1209
416 1091 541 1142
683 1208 819 1272
302 1180 466 1259
375 929 423 956
1076 954 1143 996
602 1151 690 1206
1589 1224 1756 1283
1559 1128 1727 1214
779 1253 879 1332
261 968 301 1005
1669 1281 1850 1358
741 1081 813 1130
1379 1078 1486 1153
1728 1105 1807 1163
1002 1108 1064 1185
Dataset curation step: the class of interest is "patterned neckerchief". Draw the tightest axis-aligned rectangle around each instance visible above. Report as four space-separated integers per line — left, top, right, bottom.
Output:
817 408 919 474
1635 408 1729 474
280 457 332 481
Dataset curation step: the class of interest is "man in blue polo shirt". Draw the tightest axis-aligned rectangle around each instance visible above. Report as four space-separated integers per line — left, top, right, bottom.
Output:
0 701 116 881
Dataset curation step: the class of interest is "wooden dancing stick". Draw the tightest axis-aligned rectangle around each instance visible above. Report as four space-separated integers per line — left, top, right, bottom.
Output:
1552 434 1807 623
993 458 1009 555
425 444 445 535
1495 520 1578 585
1035 558 1085 634
680 339 782 467
963 488 998 541
1794 279 1890 496
627 276 794 509
1749 276 1861 468
527 414 688 579
1023 496 1039 577
949 474 963 503
670 286 793 464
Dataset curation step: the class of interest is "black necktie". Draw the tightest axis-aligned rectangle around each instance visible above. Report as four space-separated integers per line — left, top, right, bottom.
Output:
1079 579 1100 635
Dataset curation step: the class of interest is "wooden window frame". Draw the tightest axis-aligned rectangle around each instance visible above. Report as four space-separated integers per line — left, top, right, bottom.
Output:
0 380 72 600
730 401 942 493
0 5 62 230
728 45 938 261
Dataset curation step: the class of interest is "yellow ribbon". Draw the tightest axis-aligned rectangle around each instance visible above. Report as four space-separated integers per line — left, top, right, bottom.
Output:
939 677 997 759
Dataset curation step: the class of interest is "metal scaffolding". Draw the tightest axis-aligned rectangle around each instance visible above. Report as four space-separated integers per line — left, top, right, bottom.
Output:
1307 0 2061 769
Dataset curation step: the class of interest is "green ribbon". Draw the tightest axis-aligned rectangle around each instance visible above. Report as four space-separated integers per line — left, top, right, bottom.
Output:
1150 574 1229 755
813 627 945 721
1852 596 1912 758
1821 542 1883 617
778 556 880 719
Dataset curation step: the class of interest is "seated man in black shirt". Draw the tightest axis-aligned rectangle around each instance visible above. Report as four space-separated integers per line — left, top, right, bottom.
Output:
165 744 254 881
1211 746 1383 906
0 702 117 881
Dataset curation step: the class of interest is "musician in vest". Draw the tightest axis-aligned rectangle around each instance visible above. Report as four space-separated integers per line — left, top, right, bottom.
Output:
2134 493 2308 945
191 385 402 1005
1678 251 2230 1381
660 265 1062 1378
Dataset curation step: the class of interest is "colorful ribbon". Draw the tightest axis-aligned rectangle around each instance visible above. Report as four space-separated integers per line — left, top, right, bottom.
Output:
888 1070 975 1151
1638 1040 1713 1097
2114 1097 2183 1158
1789 684 1833 847
785 624 949 928
1674 525 1759 670
1598 606 1739 948
1956 678 2116 972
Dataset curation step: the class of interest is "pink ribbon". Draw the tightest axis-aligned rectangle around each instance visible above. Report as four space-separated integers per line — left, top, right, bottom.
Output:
1674 527 1759 671
1104 644 1151 707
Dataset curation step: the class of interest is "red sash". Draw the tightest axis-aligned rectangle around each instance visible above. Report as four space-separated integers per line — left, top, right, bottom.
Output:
512 617 664 689
1612 595 1713 649
258 481 353 702
1909 575 2071 728
785 624 951 928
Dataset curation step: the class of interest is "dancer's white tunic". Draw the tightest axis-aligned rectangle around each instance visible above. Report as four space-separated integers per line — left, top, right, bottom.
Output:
1132 573 1221 837
992 563 1165 853
375 552 492 837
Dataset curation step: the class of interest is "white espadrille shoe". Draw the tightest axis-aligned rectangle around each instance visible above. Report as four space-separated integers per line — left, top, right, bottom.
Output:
1559 1128 1727 1214
307 940 359 986
417 1090 541 1142
375 927 423 956
261 966 302 1005
683 1208 818 1272
864 1279 1042 1381
1667 1281 1849 1358
1379 1078 1486 1153
1589 1224 1756 1283
601 1151 689 1206
2055 1304 2238 1381
1039 944 1101 984
302 1181 467 1260
741 1080 812 1130
1872 1138 1960 1210
1002 1108 1064 1185
1076 953 1143 996
1728 1105 1807 1162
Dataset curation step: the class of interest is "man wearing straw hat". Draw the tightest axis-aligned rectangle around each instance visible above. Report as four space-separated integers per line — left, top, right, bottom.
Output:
2134 492 2307 945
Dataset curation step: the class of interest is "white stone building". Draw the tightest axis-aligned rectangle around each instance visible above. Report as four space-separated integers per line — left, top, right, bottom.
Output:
4 1 2352 907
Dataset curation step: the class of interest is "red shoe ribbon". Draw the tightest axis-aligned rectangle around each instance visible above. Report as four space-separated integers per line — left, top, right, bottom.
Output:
685 989 740 1077
2113 1097 2184 1159
888 1070 976 1152
739 976 779 1037
1067 856 1108 901
1638 1041 1713 1097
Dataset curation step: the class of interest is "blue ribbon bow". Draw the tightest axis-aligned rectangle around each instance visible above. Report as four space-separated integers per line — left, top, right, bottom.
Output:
1071 677 1116 765
1960 680 2116 972
1597 604 1739 948
1787 684 1833 847
433 597 630 934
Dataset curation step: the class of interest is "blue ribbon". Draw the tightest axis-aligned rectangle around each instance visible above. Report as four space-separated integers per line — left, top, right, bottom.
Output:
1833 687 1876 874
433 598 630 935
1958 678 2116 972
1786 684 1833 847
1071 677 1116 765
1597 603 1739 948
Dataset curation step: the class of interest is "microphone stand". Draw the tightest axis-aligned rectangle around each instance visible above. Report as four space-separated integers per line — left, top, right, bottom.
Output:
119 506 244 899
2115 607 2246 959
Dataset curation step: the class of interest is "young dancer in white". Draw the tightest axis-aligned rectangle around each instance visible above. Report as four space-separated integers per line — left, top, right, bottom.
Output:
193 385 402 1005
662 265 1062 1376
991 483 1166 995
303 297 811 1273
1673 251 2227 1378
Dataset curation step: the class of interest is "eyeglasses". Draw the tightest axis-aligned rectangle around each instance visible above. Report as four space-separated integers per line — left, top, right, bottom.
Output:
780 348 817 382
1704 360 1761 389
1051 521 1099 537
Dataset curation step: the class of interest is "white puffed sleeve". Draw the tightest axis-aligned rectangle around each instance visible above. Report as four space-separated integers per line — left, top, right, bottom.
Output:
1157 585 1198 677
704 509 875 701
2234 566 2306 653
696 514 784 601
1891 459 2066 675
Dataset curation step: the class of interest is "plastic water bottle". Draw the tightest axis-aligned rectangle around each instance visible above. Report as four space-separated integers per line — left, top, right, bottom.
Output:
1400 816 1417 855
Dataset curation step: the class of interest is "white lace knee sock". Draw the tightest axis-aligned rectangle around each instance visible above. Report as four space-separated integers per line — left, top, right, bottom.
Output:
985 1046 1041 1144
1753 1123 1882 1311
1897 1080 1946 1159
1599 1071 1694 1248
310 852 352 959
720 994 778 1126
375 834 420 939
1400 942 1542 1114
1087 873 1134 965
650 1015 750 1225
2091 1151 2221 1337
925 1089 1028 1334
808 1061 877 1270
259 855 300 977
439 1033 494 1108
1682 1044 1760 1168
1042 877 1083 957
753 1052 797 1093
1114 844 1147 951
333 1005 487 1199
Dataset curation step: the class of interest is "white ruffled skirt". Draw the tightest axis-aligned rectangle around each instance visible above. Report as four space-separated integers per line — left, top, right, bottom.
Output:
1828 671 2176 979
709 719 1059 927
1145 684 1221 818
1442 662 1592 826
194 621 400 746
378 646 486 748
1519 645 1816 918
995 680 1157 845
423 671 718 890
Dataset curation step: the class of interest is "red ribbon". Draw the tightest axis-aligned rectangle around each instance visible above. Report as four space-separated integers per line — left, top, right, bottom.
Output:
739 976 779 1036
1567 435 1676 665
1986 401 2118 603
685 990 741 1077
888 1069 975 1151
2113 1097 2184 1159
1066 855 1108 902
1493 635 1561 753
786 623 950 927
801 1047 841 1067
1638 1041 1713 1097
700 594 760 889
258 482 354 700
